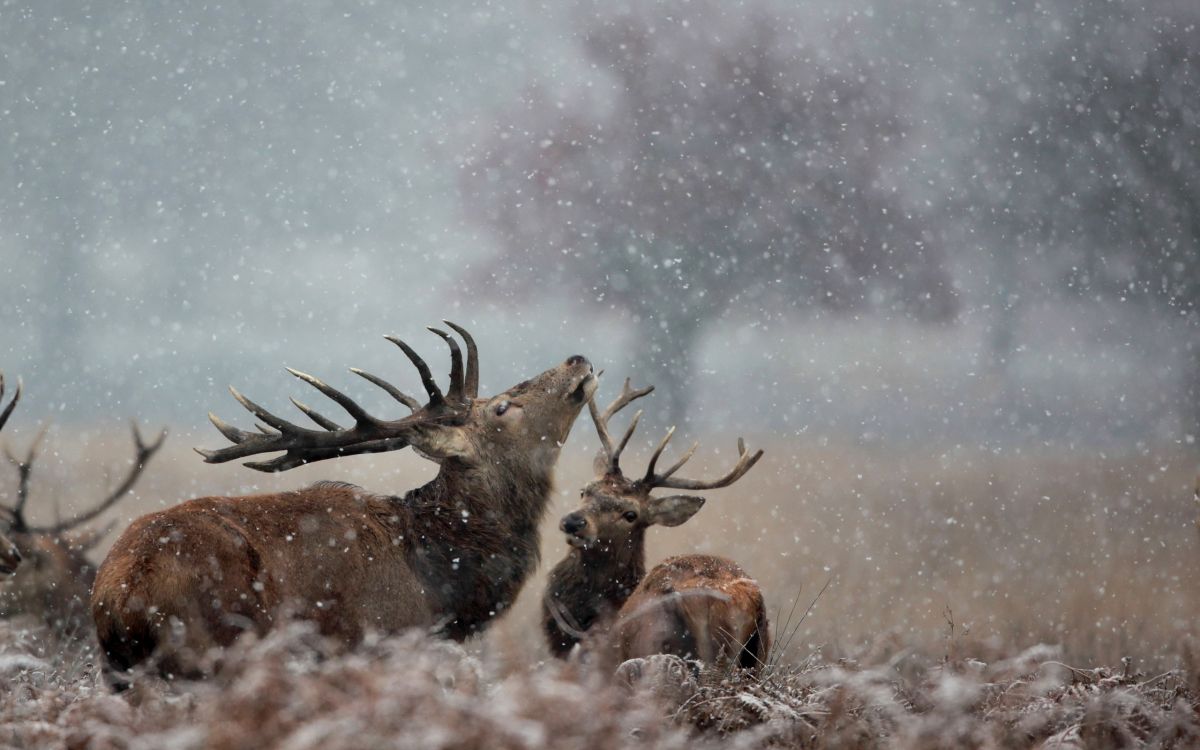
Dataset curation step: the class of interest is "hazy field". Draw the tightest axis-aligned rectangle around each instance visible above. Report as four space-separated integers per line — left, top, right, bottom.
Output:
2 429 1197 747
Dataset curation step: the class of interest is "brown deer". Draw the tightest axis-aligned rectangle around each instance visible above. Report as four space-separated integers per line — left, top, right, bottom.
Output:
92 323 596 684
0 374 22 576
543 380 769 672
0 373 167 633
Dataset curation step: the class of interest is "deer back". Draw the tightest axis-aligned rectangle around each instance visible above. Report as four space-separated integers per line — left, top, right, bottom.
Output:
612 554 770 671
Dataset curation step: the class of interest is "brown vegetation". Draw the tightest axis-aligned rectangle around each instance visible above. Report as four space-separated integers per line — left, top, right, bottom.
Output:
1 621 1197 749
3 421 1196 746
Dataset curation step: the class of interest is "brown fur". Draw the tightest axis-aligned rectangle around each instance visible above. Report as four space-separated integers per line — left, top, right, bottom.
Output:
0 528 106 633
93 353 596 683
543 452 769 672
613 555 769 670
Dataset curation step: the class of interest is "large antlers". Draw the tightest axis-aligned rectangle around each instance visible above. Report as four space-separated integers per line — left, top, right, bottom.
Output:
0 372 167 534
198 322 479 472
0 373 19 433
588 376 764 491
643 435 763 491
588 377 654 476
4 424 168 535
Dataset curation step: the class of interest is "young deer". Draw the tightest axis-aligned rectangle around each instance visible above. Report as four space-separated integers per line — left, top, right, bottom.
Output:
0 372 167 633
92 323 596 684
543 380 769 672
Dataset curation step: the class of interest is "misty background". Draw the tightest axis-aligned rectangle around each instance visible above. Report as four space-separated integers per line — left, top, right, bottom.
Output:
1 0 1197 452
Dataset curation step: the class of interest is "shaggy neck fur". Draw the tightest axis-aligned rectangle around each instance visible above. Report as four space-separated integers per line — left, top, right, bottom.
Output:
396 453 557 641
543 530 647 657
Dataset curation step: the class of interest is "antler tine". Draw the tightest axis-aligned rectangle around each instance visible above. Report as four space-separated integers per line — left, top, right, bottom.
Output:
289 398 344 431
27 422 168 535
0 374 20 433
206 412 252 444
651 437 765 491
642 425 676 481
442 321 479 399
655 440 700 482
286 368 381 426
587 395 614 462
427 327 465 403
385 336 444 405
229 386 309 434
587 378 654 477
602 378 655 424
5 424 48 530
349 368 421 411
132 421 168 457
610 410 643 473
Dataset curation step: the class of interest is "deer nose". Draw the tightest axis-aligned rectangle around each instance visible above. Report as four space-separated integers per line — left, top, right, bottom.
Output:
8 547 19 563
560 513 587 535
565 355 590 369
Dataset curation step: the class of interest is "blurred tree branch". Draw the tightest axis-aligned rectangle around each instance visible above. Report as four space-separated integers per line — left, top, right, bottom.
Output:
460 0 957 423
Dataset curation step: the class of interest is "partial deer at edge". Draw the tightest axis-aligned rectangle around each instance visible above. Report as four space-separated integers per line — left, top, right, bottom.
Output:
0 375 21 576
0 372 166 633
92 323 596 686
543 379 769 672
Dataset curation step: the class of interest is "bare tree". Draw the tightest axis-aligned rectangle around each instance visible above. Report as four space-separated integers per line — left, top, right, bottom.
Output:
461 2 957 424
977 2 1200 417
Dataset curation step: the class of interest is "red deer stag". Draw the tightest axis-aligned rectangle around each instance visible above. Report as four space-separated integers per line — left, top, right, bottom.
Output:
92 323 596 685
543 380 769 672
0 373 166 633
0 374 21 576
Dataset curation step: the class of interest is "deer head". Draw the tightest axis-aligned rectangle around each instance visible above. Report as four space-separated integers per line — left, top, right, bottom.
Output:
198 322 597 474
559 379 764 558
0 371 167 629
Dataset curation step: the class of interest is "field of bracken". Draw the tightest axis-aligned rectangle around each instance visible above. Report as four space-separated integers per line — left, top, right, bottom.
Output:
1 434 1197 748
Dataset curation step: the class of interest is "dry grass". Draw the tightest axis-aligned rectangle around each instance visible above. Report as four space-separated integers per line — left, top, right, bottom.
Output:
0 431 1196 747
1 621 1197 749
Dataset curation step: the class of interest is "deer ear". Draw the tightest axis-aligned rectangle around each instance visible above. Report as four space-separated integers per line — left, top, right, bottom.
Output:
645 495 705 527
409 425 474 463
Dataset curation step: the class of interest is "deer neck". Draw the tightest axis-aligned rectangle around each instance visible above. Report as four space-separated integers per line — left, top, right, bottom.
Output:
582 531 647 605
395 456 557 640
552 530 647 624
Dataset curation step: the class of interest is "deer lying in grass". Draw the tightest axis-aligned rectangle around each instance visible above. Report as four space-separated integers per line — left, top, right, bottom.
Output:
0 372 167 633
92 323 596 685
543 380 769 672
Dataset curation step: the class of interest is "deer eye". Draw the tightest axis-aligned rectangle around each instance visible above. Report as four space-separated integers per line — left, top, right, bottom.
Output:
495 400 510 416
622 511 638 523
